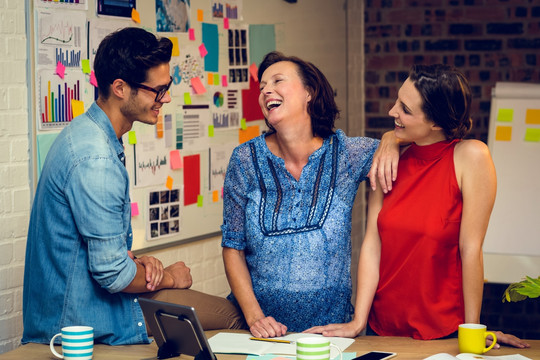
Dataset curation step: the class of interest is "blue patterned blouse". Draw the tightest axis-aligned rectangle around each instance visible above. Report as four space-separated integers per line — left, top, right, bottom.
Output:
221 129 379 332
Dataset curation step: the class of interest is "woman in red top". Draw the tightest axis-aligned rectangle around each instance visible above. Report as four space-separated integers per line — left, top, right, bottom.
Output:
306 64 529 348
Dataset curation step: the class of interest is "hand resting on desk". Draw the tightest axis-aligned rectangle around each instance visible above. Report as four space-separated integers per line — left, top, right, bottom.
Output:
487 331 530 349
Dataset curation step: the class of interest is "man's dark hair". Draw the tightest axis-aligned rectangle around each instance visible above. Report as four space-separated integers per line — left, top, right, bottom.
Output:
258 51 338 139
93 27 173 98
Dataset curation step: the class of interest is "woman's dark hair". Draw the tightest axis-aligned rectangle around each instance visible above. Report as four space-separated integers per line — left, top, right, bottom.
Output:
94 27 173 99
257 51 338 138
409 64 472 140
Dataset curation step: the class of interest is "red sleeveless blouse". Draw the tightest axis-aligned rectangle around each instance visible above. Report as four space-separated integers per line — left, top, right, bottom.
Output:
368 139 465 340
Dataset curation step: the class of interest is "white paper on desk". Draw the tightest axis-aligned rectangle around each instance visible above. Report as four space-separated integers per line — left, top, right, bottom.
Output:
457 354 531 360
208 332 355 358
424 353 531 360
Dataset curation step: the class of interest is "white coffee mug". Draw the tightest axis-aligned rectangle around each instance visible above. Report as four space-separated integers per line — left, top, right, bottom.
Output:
297 336 343 360
50 326 94 360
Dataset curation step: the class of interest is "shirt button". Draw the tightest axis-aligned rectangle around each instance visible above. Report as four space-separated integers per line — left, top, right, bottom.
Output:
134 299 138 303
138 322 143 327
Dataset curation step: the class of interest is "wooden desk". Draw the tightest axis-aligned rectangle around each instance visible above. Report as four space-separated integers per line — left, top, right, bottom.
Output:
1 330 537 360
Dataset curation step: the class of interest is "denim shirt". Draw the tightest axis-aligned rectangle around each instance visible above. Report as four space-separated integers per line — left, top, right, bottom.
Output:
22 103 149 345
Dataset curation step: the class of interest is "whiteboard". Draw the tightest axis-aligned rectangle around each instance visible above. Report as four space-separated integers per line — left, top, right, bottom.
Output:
484 82 540 283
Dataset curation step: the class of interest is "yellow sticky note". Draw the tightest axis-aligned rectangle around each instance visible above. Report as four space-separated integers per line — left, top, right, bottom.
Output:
128 130 137 144
241 118 247 130
197 194 204 207
212 190 219 202
71 99 84 118
208 125 214 137
495 126 512 141
524 128 540 142
197 9 203 21
169 37 180 56
525 109 540 125
81 59 91 74
166 176 174 190
184 92 192 105
131 8 141 23
497 108 513 122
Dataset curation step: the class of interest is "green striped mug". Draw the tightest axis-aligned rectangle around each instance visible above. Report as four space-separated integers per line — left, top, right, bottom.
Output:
296 336 343 360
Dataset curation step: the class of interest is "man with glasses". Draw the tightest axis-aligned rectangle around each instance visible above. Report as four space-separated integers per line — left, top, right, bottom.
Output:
22 27 244 346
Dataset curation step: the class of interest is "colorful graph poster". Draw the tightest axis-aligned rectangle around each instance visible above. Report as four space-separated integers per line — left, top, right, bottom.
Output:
211 0 242 20
37 68 85 130
37 10 87 68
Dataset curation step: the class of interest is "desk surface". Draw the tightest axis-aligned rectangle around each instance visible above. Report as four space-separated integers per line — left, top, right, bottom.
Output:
1 330 537 360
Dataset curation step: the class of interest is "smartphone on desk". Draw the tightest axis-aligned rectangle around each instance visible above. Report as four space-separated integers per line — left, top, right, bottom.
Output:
352 351 397 360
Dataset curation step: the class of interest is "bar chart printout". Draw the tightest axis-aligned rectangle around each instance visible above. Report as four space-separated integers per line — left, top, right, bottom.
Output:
38 70 85 130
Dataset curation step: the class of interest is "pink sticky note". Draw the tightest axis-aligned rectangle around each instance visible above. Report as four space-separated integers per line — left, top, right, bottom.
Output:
199 43 208 58
249 63 258 81
190 77 207 94
224 18 230 29
131 202 139 216
189 28 195 41
56 61 65 79
221 75 228 87
90 71 98 87
170 150 183 169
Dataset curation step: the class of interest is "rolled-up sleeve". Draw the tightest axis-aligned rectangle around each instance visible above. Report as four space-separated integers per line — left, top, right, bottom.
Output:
65 156 136 293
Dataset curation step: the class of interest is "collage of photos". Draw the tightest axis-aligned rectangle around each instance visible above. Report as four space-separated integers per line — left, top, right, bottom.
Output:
147 188 181 240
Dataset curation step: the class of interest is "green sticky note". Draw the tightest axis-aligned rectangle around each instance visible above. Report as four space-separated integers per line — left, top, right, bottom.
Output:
241 118 247 130
214 73 219 85
524 128 540 142
208 125 214 137
197 195 204 207
184 92 192 105
81 59 91 74
128 131 137 144
497 108 514 122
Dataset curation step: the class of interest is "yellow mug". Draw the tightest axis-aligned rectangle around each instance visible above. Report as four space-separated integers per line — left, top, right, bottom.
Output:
458 323 497 354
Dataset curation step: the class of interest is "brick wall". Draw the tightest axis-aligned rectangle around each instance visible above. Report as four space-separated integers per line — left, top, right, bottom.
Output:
0 0 30 353
364 0 540 339
364 0 540 142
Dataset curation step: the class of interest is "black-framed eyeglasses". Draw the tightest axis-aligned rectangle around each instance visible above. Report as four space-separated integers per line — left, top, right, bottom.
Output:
130 76 173 102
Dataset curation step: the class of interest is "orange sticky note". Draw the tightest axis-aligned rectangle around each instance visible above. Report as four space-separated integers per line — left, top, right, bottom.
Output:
56 61 65 79
249 63 258 81
197 9 203 21
189 28 195 40
207 73 214 85
239 125 260 144
170 150 183 169
224 18 229 29
212 190 219 202
166 176 174 190
131 8 141 23
169 37 180 56
131 202 139 216
190 77 207 94
495 126 512 141
71 99 84 118
525 109 540 125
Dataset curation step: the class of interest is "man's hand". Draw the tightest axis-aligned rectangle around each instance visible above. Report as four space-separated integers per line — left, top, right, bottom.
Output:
164 261 193 289
129 252 164 291
367 131 402 193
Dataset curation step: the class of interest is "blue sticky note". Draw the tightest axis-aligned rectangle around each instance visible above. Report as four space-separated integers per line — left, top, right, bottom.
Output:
202 23 219 72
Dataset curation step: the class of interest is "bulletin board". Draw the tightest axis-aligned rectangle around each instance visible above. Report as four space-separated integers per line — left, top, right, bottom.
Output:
30 0 276 251
484 82 540 283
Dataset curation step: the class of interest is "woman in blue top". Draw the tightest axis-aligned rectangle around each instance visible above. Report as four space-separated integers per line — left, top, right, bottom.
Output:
221 52 396 338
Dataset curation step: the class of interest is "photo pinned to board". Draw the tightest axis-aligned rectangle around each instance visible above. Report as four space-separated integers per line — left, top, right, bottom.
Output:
147 187 183 241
